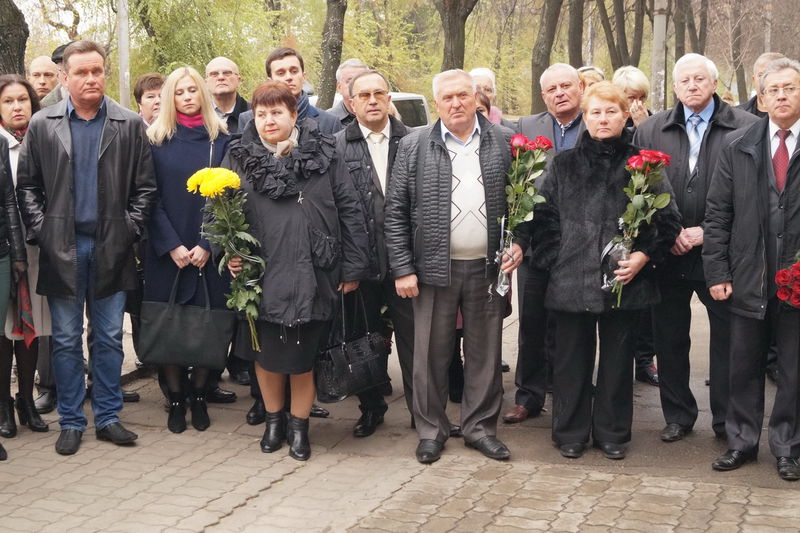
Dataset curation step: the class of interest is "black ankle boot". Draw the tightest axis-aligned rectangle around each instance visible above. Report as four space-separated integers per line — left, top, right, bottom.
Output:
286 414 310 461
0 441 6 460
15 393 48 432
190 390 210 431
0 397 17 438
167 393 186 434
260 411 286 453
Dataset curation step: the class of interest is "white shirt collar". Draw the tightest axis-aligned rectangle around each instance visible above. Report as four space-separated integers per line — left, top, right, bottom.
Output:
440 116 481 145
768 118 800 142
358 120 391 142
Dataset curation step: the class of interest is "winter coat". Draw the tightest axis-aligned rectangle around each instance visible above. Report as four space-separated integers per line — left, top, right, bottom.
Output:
16 97 156 298
703 118 800 320
535 130 682 313
221 118 370 326
737 95 766 119
335 115 409 280
144 124 231 307
384 113 518 287
0 136 26 263
222 93 251 135
633 94 759 281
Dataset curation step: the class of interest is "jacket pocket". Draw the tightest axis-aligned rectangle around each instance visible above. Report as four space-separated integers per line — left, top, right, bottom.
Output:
308 226 341 270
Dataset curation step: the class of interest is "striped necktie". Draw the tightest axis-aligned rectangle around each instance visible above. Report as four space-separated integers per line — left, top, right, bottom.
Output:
687 114 702 173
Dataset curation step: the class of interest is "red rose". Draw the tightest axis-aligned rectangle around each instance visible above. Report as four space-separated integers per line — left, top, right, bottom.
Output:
791 262 800 277
534 136 553 151
778 286 792 301
789 291 800 307
793 280 800 292
776 269 793 286
511 134 528 156
639 149 672 167
627 155 645 170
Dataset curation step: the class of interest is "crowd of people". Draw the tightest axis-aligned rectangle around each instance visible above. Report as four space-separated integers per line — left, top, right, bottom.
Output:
0 39 798 484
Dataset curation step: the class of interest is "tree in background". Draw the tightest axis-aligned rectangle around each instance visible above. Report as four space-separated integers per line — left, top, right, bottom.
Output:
433 0 479 71
0 0 30 74
317 0 347 110
530 0 563 113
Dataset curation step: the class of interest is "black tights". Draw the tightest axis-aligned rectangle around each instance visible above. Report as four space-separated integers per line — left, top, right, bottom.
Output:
162 364 209 395
0 336 39 400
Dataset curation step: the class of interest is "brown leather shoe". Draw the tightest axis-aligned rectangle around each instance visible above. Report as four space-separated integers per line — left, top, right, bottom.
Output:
502 405 530 424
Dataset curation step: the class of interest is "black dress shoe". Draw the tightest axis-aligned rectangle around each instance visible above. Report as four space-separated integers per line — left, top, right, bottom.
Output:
247 398 266 425
559 442 586 459
310 404 329 418
416 439 443 464
0 442 6 461
260 411 286 453
766 364 779 383
34 390 56 414
635 364 659 386
353 411 384 438
231 369 251 387
122 390 140 403
0 397 17 438
96 422 138 445
660 423 692 442
501 360 511 373
712 449 756 471
55 429 83 455
15 393 48 432
465 436 510 460
595 441 626 460
206 387 237 404
286 414 310 461
449 424 463 438
777 457 800 481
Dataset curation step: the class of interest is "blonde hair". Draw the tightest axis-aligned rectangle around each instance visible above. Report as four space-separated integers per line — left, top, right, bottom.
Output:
581 81 629 113
147 66 227 146
612 66 650 99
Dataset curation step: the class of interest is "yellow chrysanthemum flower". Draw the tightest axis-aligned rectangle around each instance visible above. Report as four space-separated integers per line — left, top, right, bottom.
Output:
187 168 240 197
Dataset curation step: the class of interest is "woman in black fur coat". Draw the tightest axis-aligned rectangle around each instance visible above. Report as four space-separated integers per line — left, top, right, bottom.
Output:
534 82 681 460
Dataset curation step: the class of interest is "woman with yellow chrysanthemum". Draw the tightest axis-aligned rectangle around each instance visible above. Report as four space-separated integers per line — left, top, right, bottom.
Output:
145 66 232 434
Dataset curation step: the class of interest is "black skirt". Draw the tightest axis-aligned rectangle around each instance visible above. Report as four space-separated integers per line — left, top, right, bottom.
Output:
234 319 328 374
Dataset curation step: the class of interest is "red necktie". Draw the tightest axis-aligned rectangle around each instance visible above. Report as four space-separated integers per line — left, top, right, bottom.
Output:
773 129 790 192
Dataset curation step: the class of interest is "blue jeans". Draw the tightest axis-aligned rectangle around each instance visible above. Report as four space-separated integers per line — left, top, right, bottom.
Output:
48 234 127 431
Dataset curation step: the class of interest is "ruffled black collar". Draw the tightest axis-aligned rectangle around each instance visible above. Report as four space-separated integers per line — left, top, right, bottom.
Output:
230 118 336 200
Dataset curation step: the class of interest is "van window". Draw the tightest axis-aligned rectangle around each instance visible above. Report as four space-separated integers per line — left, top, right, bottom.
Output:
393 99 428 128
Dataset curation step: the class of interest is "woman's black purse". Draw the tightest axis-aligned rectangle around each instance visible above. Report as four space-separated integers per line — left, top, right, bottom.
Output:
315 290 390 403
139 269 236 370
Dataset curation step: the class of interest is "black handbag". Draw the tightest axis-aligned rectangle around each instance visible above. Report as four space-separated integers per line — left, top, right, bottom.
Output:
139 269 236 370
315 290 390 403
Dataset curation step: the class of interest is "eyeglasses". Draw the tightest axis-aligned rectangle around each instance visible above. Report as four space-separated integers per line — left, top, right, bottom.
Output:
764 86 799 97
354 90 388 102
207 70 237 78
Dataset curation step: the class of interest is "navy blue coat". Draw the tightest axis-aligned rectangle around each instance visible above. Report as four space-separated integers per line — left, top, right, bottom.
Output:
143 124 231 307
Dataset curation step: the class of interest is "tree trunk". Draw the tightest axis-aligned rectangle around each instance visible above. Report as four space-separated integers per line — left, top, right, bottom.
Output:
730 0 748 103
686 0 707 54
612 0 629 65
568 0 584 67
630 0 645 66
651 0 668 111
433 0 479 72
531 0 565 113
674 0 686 59
317 0 347 110
595 0 622 69
0 0 29 75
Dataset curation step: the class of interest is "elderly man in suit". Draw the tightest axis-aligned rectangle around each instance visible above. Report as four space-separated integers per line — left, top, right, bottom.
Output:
502 63 584 425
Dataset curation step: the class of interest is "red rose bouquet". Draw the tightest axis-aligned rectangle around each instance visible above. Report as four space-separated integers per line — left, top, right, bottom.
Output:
495 134 551 296
601 150 672 307
775 251 800 308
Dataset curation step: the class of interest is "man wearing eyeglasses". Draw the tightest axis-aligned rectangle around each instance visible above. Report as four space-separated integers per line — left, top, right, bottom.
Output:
334 70 413 438
205 57 250 135
634 54 758 445
704 58 800 481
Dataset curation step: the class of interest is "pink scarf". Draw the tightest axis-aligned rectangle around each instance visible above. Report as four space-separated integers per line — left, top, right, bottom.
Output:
176 111 204 128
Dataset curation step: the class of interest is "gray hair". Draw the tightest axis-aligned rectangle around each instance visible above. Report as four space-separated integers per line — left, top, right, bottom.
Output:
673 53 718 82
753 52 785 76
469 67 496 89
578 65 605 78
759 57 800 92
539 63 580 87
336 58 368 83
432 69 475 100
612 66 649 99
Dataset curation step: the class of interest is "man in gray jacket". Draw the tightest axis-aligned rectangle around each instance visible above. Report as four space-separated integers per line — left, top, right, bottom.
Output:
17 40 156 456
385 69 523 464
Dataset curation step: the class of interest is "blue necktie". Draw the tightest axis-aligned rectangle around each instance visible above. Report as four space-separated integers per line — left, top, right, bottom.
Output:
687 114 702 173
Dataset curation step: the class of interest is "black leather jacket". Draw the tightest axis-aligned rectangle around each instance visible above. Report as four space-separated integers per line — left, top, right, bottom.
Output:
16 97 156 298
0 136 26 263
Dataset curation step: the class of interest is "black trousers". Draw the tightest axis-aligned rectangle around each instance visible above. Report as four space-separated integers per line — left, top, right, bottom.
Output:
652 278 730 434
551 309 637 445
513 259 550 412
355 277 414 415
633 308 655 371
727 301 800 457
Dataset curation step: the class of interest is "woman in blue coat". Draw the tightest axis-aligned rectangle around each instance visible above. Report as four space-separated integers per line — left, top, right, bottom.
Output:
145 66 231 433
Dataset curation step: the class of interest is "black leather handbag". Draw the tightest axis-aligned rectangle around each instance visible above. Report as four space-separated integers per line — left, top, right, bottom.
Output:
315 290 390 403
139 269 236 370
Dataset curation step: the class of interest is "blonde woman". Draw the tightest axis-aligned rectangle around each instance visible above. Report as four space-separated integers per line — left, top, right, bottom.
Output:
145 67 231 433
